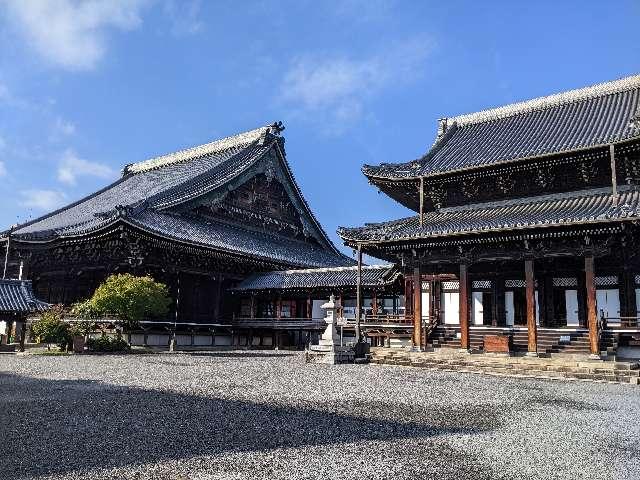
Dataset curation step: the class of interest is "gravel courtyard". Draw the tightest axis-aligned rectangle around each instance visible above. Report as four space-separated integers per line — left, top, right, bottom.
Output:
1 351 638 480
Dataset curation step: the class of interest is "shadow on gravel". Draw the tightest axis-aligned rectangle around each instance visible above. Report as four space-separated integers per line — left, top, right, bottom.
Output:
530 395 605 412
183 351 298 358
0 372 497 479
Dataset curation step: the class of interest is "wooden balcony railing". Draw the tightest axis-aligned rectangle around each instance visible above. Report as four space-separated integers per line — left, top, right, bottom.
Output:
231 317 327 329
599 314 640 329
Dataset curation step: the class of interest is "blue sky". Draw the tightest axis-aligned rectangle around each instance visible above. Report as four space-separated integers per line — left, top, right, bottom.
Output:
0 0 639 257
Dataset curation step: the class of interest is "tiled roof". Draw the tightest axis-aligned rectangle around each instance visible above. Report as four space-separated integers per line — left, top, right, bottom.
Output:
338 186 640 244
0 280 50 313
233 265 397 291
128 211 353 268
365 74 640 179
4 123 350 268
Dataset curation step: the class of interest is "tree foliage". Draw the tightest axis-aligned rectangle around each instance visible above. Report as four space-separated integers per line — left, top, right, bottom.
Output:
81 274 172 330
30 305 69 349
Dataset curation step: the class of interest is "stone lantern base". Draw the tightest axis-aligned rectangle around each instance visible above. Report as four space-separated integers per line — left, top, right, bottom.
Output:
305 344 355 365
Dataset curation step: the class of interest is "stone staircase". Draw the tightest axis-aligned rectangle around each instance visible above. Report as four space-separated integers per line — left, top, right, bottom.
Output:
369 348 640 384
427 326 461 350
428 326 593 356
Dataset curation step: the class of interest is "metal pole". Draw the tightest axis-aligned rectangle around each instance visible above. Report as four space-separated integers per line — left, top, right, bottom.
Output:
170 273 179 352
2 231 11 280
355 244 363 343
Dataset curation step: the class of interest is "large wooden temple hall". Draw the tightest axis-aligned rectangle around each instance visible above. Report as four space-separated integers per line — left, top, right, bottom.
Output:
2 74 640 358
339 74 640 358
0 123 364 346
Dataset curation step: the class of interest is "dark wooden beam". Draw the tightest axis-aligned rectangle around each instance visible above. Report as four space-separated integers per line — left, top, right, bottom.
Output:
413 265 422 349
355 244 363 343
459 263 469 350
585 255 599 355
525 258 537 354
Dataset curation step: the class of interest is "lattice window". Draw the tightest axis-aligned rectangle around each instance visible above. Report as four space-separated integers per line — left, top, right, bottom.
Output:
442 281 460 291
595 276 618 287
553 277 578 287
421 281 430 291
472 280 492 289
505 280 526 288
635 274 640 285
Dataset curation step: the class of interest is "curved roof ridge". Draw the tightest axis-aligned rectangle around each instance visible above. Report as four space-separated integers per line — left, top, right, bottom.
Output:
278 264 390 274
123 124 278 175
450 74 640 127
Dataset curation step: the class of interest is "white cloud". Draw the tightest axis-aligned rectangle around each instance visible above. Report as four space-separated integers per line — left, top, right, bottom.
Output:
57 149 116 185
278 35 434 130
163 0 203 36
53 117 76 136
0 161 6 177
5 0 150 71
20 189 67 211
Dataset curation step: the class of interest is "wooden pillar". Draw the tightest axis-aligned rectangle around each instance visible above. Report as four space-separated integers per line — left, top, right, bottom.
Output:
250 294 256 319
404 276 413 321
18 318 27 353
585 255 599 355
537 272 547 328
372 290 378 317
355 244 363 343
306 294 312 319
525 258 537 354
492 273 505 326
413 265 422 349
276 297 282 320
213 274 223 320
459 264 469 350
621 268 636 321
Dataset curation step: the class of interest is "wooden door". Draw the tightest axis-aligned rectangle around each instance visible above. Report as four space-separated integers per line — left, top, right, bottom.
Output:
472 292 484 325
596 289 620 325
505 291 514 326
565 290 579 326
442 292 459 325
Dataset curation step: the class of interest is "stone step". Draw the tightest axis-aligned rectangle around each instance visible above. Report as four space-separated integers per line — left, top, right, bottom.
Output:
369 351 639 384
372 360 638 383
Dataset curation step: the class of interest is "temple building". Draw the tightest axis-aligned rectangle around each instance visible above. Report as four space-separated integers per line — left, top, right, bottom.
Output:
0 279 49 350
1 123 354 337
339 75 640 358
230 264 406 348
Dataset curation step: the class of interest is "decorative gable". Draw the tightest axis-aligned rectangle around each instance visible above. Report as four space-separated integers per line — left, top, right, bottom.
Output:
172 143 327 246
193 174 312 241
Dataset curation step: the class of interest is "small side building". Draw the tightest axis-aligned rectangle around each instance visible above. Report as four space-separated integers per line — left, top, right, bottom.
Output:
230 264 407 348
0 279 49 350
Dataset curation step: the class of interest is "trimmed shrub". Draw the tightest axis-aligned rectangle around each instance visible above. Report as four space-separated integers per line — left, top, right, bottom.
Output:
80 274 172 331
30 305 69 350
86 336 131 352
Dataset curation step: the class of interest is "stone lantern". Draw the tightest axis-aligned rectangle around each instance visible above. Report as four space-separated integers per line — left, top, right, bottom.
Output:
305 295 355 364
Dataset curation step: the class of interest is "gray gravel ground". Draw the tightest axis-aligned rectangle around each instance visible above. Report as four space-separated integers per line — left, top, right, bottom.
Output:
1 351 639 480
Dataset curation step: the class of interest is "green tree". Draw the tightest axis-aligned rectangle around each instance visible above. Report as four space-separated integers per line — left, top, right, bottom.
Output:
84 274 172 331
30 305 69 350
